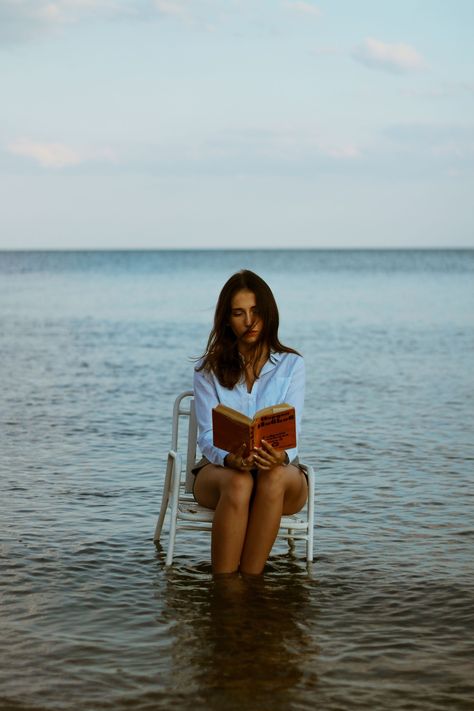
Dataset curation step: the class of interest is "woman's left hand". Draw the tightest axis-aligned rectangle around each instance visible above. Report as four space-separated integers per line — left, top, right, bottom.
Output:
252 440 287 471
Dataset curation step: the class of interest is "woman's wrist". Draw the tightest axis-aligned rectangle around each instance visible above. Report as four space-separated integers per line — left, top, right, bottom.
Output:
224 452 248 470
224 453 238 469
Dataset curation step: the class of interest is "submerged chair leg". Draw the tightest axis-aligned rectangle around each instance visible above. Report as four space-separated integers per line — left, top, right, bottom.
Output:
306 464 315 562
154 452 175 543
165 452 182 566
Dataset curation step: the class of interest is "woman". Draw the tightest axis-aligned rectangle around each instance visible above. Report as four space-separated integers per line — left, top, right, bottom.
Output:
193 269 307 575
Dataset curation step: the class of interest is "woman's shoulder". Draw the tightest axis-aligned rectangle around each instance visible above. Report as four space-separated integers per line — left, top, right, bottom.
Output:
194 356 205 372
193 359 218 386
272 350 304 372
273 350 303 363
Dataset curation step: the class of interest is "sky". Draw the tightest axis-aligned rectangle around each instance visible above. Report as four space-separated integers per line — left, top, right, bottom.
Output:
1 0 473 249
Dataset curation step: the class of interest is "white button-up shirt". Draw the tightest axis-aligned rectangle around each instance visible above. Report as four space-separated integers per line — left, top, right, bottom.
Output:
193 351 305 466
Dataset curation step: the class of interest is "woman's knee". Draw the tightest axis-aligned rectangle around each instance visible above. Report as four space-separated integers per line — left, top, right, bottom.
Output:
255 465 287 501
221 471 254 508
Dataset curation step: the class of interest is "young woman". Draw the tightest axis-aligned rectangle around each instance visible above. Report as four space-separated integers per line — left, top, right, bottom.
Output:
193 270 307 575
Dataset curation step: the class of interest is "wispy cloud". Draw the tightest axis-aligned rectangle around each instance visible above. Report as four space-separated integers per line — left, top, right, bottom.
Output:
0 0 218 43
179 127 362 175
4 127 361 174
381 122 474 171
34 0 129 24
7 138 116 168
283 1 321 18
153 0 191 22
152 0 222 30
0 0 141 43
352 37 427 73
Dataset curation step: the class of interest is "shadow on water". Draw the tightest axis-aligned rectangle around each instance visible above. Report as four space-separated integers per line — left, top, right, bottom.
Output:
154 549 320 711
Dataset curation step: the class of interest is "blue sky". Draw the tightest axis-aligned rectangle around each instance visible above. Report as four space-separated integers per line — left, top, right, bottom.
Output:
1 0 473 249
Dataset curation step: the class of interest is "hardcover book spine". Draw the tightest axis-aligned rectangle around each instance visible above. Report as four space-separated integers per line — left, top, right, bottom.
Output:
249 427 256 451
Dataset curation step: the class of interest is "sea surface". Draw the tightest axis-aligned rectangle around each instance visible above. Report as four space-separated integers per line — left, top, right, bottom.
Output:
1 249 473 711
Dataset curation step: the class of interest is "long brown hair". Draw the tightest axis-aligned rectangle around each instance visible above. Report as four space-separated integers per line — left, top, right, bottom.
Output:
197 270 299 389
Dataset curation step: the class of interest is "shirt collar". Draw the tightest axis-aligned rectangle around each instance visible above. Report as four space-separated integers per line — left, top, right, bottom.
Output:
260 351 283 376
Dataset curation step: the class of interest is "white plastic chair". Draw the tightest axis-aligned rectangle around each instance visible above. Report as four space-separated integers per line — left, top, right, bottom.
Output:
154 391 315 566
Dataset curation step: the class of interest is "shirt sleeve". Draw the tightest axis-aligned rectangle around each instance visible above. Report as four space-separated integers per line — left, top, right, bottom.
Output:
284 355 305 463
193 366 228 467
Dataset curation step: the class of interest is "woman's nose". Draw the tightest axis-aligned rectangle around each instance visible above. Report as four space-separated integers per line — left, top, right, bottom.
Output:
244 312 252 326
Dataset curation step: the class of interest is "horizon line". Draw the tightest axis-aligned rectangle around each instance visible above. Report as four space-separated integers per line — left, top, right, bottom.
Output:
1 246 473 253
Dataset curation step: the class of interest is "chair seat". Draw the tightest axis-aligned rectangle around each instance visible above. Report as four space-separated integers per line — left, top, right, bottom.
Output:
178 497 214 522
177 495 310 530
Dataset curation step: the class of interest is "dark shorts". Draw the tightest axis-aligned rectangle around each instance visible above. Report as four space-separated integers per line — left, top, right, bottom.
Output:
191 455 307 478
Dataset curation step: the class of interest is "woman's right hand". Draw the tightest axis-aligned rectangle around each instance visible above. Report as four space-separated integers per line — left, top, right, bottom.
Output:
224 444 255 471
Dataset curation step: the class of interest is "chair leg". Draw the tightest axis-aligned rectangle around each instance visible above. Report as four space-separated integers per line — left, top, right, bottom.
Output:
153 453 174 543
306 529 314 562
306 465 315 562
165 497 179 566
165 452 181 566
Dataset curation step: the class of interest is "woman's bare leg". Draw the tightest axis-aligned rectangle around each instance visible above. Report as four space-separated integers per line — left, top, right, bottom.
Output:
240 465 308 575
194 464 254 574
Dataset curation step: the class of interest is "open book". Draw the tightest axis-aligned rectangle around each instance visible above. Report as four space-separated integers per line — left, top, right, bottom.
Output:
212 403 296 454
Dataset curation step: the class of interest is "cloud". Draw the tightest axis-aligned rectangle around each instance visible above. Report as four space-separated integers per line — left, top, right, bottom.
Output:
0 0 217 43
284 1 321 18
69 126 362 178
7 138 116 168
153 0 192 22
186 127 362 175
352 37 427 73
0 0 149 44
5 128 361 175
380 122 474 174
152 0 221 30
34 0 127 24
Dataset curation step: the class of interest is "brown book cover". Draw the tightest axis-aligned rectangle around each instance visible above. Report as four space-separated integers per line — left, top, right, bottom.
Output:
212 403 296 453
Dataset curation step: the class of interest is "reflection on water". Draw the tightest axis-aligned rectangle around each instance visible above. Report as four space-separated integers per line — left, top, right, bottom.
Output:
159 558 319 710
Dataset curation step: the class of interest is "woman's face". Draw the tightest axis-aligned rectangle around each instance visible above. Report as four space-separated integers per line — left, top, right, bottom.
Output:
229 289 263 347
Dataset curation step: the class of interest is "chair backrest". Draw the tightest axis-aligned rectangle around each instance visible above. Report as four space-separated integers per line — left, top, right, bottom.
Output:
171 391 198 494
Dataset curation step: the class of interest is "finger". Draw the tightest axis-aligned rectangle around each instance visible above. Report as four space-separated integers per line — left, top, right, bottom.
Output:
233 443 247 459
253 451 273 467
261 439 278 456
256 445 274 461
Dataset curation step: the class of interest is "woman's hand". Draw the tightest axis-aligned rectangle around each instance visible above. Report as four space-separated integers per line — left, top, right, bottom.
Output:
252 440 287 471
224 444 256 471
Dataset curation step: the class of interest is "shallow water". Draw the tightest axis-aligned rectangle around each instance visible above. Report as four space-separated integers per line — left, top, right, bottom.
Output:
1 249 473 710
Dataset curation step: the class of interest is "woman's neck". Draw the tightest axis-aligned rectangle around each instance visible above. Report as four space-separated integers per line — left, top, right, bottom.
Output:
238 344 269 368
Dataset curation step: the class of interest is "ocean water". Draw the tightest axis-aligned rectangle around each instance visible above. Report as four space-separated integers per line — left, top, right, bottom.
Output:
1 249 473 711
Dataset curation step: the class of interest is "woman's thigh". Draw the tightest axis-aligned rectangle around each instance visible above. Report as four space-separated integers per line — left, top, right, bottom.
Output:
193 464 254 510
280 464 309 515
